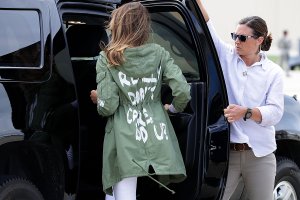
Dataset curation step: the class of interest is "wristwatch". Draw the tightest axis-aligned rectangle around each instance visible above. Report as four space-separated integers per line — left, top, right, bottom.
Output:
243 108 252 121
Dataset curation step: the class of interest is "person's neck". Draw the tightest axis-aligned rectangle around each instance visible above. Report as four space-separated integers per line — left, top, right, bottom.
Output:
241 54 261 67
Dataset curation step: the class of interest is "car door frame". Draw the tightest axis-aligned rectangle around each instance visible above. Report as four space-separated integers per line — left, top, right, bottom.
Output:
142 0 230 199
184 0 230 199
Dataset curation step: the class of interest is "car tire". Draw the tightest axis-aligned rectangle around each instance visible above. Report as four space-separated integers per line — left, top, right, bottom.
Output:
274 157 300 200
0 177 44 200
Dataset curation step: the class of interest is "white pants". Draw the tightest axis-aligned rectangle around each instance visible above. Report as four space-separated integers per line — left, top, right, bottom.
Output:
105 177 137 200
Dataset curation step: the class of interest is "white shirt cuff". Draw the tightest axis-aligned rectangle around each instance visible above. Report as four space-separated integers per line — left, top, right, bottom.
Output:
169 104 178 113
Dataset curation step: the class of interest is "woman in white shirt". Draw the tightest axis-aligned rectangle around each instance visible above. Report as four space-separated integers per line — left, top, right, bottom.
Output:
196 1 284 199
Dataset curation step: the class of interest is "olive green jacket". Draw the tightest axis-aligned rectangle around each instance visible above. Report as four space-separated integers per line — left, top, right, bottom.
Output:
96 43 191 195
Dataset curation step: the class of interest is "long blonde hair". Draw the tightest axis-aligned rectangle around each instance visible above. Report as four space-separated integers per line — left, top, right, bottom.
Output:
105 2 150 66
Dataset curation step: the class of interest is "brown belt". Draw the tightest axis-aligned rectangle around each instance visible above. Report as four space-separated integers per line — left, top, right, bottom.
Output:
230 143 251 151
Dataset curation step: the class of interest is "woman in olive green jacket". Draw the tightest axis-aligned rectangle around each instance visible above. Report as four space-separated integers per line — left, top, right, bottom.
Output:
90 2 190 199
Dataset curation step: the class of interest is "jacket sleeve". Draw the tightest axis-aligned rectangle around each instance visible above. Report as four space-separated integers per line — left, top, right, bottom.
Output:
96 54 119 116
162 48 191 112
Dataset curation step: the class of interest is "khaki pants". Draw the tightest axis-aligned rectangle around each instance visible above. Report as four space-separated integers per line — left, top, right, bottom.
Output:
222 150 276 200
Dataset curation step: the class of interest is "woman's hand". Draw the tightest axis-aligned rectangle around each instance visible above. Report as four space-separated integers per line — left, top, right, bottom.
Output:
164 104 171 111
90 90 98 104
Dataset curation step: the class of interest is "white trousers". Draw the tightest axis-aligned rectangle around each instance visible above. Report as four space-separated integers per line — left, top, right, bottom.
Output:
105 177 137 200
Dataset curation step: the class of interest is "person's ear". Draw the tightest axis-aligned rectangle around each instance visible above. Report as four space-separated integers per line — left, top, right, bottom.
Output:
257 36 264 45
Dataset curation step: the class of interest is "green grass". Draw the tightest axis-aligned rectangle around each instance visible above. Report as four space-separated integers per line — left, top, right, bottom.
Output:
268 55 279 64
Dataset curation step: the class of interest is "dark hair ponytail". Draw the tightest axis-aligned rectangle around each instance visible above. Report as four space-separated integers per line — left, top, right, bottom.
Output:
261 34 272 51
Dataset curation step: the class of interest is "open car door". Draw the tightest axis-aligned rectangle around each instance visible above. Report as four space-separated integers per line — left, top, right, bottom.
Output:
135 1 230 199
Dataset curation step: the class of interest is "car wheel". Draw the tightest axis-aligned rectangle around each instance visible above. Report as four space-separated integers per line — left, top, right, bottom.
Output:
0 177 44 200
273 157 300 200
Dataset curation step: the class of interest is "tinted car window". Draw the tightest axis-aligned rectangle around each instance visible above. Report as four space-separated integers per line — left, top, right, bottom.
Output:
0 10 41 68
0 83 14 132
150 12 199 82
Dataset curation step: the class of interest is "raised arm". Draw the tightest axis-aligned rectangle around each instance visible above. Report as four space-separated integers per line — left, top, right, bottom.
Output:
196 0 209 22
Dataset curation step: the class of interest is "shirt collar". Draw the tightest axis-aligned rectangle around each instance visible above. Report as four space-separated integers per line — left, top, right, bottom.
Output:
258 52 267 70
237 52 267 70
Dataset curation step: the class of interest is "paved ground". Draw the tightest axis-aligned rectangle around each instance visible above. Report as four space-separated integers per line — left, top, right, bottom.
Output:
283 70 300 99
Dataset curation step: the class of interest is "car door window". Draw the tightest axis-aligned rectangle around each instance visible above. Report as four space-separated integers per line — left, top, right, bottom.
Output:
0 9 51 82
150 12 199 82
0 10 41 68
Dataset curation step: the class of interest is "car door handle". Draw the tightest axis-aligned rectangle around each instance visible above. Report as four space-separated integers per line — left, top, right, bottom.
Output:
210 145 217 151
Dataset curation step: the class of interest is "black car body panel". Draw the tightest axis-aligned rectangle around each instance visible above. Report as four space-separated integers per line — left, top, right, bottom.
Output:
275 95 300 166
276 95 300 137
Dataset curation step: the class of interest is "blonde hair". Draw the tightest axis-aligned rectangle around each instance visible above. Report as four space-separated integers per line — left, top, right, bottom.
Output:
105 2 150 66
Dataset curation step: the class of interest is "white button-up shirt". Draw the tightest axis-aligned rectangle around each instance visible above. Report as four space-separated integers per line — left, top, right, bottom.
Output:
207 20 284 157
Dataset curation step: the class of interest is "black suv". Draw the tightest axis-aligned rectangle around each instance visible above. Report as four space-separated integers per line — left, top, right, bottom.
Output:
1 1 300 200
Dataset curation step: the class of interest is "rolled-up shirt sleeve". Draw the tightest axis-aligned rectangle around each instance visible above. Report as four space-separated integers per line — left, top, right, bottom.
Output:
257 70 284 126
206 20 232 58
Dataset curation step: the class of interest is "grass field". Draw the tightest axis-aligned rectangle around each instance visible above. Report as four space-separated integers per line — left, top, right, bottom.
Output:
268 55 279 64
